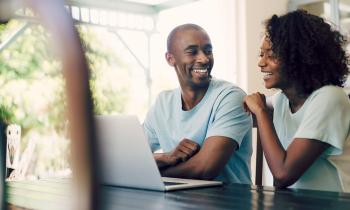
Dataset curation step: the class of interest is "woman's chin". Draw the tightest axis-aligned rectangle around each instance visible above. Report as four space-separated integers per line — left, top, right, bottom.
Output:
264 83 274 89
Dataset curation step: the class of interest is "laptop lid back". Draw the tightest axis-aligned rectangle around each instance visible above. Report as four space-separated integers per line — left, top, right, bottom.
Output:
95 115 165 191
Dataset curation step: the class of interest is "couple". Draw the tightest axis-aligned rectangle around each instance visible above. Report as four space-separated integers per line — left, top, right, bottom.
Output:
143 10 350 192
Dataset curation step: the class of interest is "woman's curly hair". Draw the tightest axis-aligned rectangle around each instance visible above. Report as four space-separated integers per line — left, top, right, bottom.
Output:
265 10 350 96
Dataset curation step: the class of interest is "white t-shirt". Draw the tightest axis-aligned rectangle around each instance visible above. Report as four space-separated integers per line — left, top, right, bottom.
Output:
273 86 350 192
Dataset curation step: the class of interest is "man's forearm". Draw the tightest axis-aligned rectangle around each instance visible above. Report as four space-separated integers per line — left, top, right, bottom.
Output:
160 155 218 180
160 137 236 180
161 159 205 179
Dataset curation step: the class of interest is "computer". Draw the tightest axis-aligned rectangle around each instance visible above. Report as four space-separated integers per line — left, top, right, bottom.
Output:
95 115 222 191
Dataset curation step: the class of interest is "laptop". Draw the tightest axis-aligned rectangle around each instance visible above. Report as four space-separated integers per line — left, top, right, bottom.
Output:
95 115 222 191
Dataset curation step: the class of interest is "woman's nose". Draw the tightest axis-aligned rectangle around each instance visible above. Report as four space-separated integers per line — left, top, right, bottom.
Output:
258 57 266 68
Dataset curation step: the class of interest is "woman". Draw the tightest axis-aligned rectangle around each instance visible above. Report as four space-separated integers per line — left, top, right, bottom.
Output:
244 10 350 192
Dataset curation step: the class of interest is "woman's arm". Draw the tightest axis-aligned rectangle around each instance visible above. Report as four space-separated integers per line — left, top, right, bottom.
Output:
244 93 329 188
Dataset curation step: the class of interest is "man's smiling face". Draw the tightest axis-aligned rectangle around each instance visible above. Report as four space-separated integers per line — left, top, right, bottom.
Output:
166 28 214 89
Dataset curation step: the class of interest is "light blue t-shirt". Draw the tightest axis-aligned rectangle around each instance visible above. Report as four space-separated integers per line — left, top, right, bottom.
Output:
273 85 350 192
143 78 252 184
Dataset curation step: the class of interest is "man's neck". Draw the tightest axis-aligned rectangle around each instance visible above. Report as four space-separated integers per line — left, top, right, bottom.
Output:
181 84 209 111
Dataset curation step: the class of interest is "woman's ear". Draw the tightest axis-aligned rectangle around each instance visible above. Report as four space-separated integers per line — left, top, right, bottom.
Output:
165 52 175 66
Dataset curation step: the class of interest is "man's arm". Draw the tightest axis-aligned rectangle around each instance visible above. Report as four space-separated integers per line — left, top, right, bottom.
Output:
160 136 237 180
159 88 250 180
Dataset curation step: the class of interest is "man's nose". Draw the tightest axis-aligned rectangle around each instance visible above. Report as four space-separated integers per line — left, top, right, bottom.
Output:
196 50 209 63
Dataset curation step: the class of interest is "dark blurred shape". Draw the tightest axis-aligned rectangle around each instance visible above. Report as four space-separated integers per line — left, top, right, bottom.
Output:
0 0 22 24
0 20 9 24
0 122 5 210
1 0 100 209
27 1 100 209
0 0 20 208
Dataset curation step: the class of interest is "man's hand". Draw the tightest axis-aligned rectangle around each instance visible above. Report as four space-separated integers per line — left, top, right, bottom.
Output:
154 153 181 169
170 139 200 162
154 139 200 169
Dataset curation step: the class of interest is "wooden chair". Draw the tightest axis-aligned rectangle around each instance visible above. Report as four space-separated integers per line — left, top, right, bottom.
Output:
252 105 274 186
253 114 263 186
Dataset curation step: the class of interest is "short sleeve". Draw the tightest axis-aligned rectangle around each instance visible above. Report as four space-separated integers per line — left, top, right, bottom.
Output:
294 87 350 155
143 103 161 152
206 89 252 146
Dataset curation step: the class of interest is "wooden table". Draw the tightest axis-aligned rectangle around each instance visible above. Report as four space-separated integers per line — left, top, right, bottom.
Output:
6 178 350 210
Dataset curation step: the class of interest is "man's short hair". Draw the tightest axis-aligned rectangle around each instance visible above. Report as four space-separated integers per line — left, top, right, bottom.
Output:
166 23 206 53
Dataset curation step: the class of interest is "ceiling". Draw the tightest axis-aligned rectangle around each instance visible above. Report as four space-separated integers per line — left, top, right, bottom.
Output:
65 0 200 15
122 0 172 5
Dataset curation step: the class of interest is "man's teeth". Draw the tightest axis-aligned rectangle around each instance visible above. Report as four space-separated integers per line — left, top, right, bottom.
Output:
193 69 208 73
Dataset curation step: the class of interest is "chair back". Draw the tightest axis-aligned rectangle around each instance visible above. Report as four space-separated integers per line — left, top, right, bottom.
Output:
253 115 263 186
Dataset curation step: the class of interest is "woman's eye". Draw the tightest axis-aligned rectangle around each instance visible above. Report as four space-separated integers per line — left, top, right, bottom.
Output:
268 53 277 59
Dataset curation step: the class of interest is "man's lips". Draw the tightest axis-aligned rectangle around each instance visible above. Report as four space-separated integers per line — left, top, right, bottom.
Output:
193 68 208 73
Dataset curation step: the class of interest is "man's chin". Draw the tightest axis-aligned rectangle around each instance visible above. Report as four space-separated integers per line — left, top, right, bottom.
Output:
191 78 211 89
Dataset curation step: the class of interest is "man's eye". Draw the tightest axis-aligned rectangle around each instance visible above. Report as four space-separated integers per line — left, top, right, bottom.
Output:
205 49 212 55
186 50 197 55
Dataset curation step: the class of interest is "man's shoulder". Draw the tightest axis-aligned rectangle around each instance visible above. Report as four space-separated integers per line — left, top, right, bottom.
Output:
210 78 247 96
154 88 179 106
157 88 178 99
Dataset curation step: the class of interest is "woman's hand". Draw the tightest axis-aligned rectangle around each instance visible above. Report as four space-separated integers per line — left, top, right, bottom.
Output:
243 92 267 115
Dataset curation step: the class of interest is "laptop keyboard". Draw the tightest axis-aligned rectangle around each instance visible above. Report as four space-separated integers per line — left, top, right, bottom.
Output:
163 181 185 186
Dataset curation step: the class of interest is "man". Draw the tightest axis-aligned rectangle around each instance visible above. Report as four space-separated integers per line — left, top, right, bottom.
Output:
143 24 252 184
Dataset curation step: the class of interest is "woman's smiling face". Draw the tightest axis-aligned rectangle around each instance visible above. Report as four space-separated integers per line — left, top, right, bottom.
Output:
258 36 284 89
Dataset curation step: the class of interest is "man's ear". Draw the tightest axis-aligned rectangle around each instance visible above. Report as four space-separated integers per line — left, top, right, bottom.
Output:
165 52 175 66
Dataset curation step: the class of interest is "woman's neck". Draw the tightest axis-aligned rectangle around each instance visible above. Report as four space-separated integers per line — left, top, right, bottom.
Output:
282 87 308 113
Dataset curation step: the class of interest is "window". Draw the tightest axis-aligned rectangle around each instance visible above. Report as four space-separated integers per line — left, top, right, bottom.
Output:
0 0 239 179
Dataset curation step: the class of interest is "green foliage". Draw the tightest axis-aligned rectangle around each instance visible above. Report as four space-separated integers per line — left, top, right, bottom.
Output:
77 25 130 115
0 23 52 82
0 20 132 177
0 103 15 125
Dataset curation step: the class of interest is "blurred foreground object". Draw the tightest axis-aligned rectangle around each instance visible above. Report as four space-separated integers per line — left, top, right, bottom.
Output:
0 0 100 209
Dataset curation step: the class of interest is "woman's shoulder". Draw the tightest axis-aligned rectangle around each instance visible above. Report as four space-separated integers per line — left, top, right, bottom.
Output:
309 85 349 104
313 85 346 95
300 86 350 117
